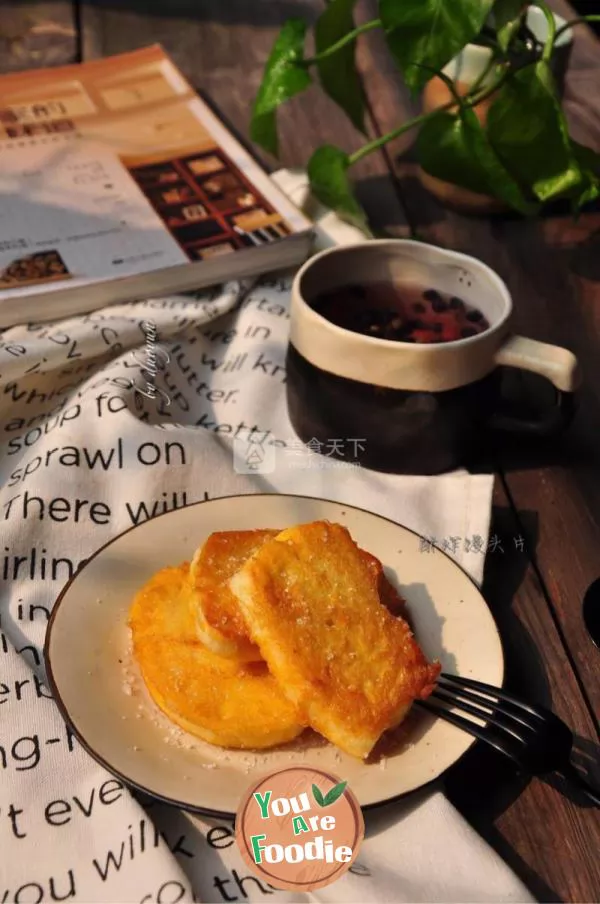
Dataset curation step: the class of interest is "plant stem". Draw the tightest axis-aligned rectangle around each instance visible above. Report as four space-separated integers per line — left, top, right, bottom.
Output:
531 0 557 60
500 10 528 53
469 69 513 105
412 62 465 105
555 15 600 43
302 19 380 65
468 52 499 97
469 33 499 49
347 69 513 167
347 107 447 165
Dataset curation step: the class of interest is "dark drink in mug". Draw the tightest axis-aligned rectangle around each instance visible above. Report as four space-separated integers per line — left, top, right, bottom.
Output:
312 282 490 344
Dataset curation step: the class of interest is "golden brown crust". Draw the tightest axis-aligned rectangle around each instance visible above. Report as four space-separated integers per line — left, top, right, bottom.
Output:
190 529 279 661
229 521 440 759
359 547 411 623
190 530 408 659
128 562 305 749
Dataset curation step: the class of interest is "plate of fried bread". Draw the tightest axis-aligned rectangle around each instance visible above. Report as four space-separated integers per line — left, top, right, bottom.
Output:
46 494 503 815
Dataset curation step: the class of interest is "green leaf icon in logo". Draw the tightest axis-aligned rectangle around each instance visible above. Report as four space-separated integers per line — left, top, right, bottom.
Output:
312 784 325 807
323 781 347 806
312 781 347 807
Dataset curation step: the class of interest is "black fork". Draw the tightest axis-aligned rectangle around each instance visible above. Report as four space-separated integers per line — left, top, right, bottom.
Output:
416 673 600 806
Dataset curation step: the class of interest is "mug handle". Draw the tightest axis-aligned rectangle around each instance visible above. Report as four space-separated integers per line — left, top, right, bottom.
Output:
489 335 580 435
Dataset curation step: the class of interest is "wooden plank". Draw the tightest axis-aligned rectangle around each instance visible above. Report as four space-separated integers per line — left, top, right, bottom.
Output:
356 0 600 720
0 3 77 71
354 5 600 900
553 0 600 147
79 0 410 238
488 211 600 721
446 482 600 903
72 2 600 897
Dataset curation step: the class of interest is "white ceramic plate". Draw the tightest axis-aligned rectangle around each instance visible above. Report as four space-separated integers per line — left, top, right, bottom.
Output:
45 494 503 816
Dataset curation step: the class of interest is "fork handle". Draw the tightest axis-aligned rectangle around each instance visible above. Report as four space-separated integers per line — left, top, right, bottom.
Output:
561 762 600 807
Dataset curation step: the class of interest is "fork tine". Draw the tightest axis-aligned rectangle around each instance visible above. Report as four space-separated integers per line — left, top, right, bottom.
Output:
415 698 522 766
430 687 530 745
433 684 539 732
439 673 546 719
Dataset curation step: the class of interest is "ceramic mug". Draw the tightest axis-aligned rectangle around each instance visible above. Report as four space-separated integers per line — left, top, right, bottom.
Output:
285 240 580 475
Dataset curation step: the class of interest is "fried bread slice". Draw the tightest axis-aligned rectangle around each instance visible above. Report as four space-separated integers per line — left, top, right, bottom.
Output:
190 530 407 662
360 548 411 622
190 529 279 662
128 562 305 749
229 521 440 759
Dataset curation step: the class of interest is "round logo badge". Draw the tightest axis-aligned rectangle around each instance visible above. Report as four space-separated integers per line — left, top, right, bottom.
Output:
235 766 365 892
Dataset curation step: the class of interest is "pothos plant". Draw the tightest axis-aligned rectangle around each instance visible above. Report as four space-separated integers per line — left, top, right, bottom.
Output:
250 0 600 231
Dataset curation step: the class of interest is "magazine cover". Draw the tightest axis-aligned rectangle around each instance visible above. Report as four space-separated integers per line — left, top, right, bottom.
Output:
0 45 309 300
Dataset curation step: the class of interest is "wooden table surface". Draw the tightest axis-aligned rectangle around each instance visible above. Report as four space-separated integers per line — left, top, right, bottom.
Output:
2 1 600 901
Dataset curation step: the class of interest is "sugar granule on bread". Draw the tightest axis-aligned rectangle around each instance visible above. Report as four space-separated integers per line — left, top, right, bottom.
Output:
229 520 440 759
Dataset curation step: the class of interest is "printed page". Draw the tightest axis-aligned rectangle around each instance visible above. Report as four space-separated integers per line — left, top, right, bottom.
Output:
0 47 303 300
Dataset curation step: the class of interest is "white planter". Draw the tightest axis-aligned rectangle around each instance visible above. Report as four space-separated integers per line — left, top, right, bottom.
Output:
443 6 573 91
418 6 576 214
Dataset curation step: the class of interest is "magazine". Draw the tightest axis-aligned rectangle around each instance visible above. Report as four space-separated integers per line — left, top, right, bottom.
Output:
0 45 314 327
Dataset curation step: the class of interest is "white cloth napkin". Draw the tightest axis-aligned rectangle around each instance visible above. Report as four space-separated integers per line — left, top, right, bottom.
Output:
0 170 534 903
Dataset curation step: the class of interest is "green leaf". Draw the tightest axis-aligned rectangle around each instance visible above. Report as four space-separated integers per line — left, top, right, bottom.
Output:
494 0 526 51
307 144 370 231
573 179 600 212
323 781 348 806
315 0 366 133
416 106 537 214
251 19 312 156
487 61 582 202
312 784 325 807
379 0 495 92
571 140 600 172
570 140 600 211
